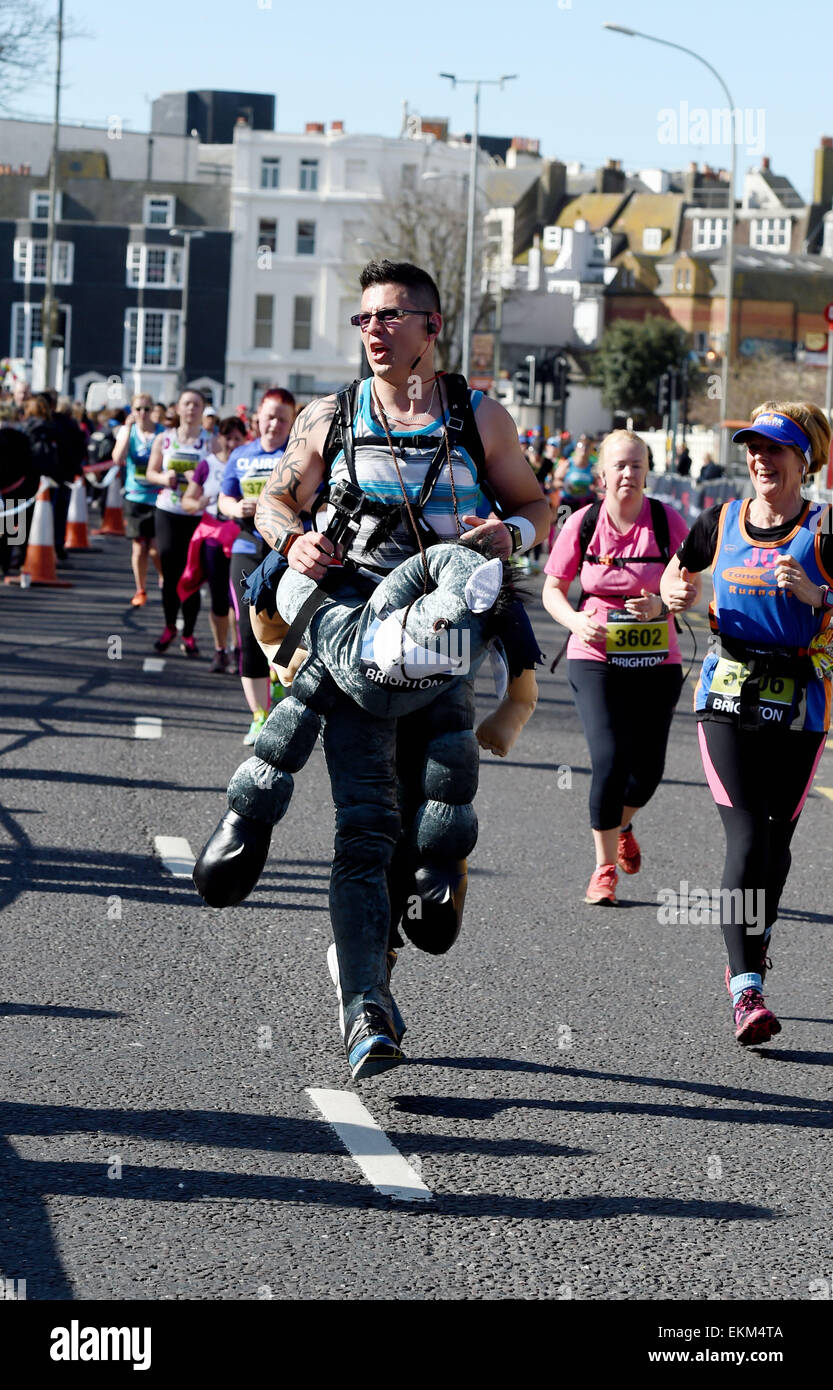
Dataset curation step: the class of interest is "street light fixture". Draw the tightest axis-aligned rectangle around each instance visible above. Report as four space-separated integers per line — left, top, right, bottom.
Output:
603 22 737 465
440 72 517 379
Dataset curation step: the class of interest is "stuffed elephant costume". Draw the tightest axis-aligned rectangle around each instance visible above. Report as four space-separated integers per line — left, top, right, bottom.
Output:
194 543 510 1012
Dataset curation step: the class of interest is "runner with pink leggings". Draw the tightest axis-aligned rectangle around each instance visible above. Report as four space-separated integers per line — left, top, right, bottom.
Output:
662 399 833 1047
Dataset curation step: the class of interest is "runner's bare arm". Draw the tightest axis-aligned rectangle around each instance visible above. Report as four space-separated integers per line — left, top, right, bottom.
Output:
254 395 336 550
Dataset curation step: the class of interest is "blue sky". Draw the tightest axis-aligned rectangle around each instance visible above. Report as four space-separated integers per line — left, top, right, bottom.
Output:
14 0 833 202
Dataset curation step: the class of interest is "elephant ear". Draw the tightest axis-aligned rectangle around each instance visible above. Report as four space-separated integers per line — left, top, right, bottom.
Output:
464 556 503 613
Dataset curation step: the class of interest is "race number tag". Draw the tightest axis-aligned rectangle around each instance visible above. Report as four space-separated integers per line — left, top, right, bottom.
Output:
705 656 796 722
606 617 669 668
241 476 268 498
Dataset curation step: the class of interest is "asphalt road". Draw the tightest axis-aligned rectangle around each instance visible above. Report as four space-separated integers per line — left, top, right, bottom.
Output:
2 532 832 1307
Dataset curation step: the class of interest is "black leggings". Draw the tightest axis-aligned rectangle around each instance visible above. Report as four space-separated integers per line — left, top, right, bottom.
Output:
230 550 269 679
698 720 825 976
155 509 199 635
567 660 684 830
202 540 230 619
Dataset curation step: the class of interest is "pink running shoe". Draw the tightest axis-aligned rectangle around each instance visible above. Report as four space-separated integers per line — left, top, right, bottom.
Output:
584 863 618 905
733 988 781 1046
154 625 175 652
616 826 641 875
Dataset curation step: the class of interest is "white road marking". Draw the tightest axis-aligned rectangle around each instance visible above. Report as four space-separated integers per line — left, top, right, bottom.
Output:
306 1087 433 1203
143 658 165 673
134 716 162 739
816 786 833 803
154 836 196 878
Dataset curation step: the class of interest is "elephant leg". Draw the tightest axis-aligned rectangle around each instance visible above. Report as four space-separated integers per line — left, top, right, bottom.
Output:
193 672 329 908
398 682 480 955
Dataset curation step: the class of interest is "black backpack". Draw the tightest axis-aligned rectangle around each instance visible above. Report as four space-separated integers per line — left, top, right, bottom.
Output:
549 497 675 672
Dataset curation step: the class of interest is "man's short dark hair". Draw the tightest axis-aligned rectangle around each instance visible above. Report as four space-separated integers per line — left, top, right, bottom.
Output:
359 259 441 314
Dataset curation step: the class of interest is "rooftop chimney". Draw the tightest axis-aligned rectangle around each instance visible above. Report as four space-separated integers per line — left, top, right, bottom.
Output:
761 156 770 171
305 122 325 134
330 120 344 133
814 136 833 207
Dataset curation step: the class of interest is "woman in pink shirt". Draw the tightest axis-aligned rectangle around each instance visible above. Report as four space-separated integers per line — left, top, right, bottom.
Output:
542 430 689 904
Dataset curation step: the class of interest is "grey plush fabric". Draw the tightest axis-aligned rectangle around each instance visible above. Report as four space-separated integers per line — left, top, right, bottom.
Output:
275 543 505 718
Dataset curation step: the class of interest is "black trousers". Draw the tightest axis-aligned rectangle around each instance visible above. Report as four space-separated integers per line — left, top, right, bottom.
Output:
568 659 684 831
698 719 825 976
155 508 199 635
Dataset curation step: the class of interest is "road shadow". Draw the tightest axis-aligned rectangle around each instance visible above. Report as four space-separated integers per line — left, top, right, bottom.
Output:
0 1097 772 1299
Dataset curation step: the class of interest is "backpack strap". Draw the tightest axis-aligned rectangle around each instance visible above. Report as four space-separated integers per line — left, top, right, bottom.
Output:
436 372 495 507
648 495 671 564
322 380 360 485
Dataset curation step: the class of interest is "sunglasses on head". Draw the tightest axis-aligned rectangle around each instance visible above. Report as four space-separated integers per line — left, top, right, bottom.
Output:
349 307 433 331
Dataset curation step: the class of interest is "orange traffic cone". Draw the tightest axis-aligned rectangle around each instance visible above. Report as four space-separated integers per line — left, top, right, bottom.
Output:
93 466 126 536
65 476 93 550
18 479 72 588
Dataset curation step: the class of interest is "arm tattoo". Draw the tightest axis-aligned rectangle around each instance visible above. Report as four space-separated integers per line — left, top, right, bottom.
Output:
255 395 337 549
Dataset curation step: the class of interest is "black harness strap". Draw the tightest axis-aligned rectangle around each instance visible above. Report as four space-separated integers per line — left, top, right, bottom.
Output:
321 372 493 523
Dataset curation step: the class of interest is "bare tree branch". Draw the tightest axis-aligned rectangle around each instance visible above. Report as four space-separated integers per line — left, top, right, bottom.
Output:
0 0 58 110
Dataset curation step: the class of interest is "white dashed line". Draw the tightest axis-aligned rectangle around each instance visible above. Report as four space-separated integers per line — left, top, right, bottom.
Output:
143 658 165 673
134 716 162 739
153 836 196 878
306 1087 433 1203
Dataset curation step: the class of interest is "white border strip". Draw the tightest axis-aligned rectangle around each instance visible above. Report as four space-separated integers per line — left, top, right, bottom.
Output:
154 836 195 878
134 716 162 739
306 1087 432 1203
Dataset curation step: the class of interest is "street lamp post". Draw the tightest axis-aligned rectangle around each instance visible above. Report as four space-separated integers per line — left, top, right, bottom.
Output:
603 24 737 465
439 72 516 379
42 0 64 392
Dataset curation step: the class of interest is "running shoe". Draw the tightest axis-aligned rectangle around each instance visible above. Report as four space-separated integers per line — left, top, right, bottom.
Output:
243 707 267 746
153 625 176 652
327 942 406 1044
616 825 641 875
228 646 241 674
343 997 404 1080
584 863 618 905
724 940 773 997
209 649 228 673
181 635 199 658
733 988 781 1046
130 589 147 608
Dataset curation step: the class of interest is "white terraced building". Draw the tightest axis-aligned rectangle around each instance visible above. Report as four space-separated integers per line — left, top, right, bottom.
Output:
223 121 485 409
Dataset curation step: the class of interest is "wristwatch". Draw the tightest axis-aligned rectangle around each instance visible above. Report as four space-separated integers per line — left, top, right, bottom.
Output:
505 522 523 555
276 529 300 558
818 584 833 611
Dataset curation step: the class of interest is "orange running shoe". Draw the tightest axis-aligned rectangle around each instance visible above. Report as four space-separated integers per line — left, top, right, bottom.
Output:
131 589 147 607
584 863 618 905
617 825 641 875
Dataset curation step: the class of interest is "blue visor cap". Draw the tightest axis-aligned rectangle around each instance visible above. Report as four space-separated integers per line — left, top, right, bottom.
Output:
733 412 812 464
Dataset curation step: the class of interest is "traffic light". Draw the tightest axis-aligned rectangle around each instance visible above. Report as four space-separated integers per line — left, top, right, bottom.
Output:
657 371 671 416
554 355 570 403
512 356 536 401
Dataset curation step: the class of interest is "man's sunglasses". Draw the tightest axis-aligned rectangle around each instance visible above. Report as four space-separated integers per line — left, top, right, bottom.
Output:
349 307 432 331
